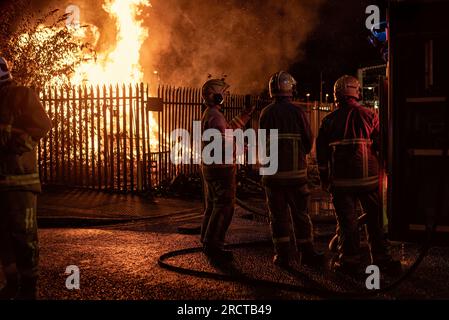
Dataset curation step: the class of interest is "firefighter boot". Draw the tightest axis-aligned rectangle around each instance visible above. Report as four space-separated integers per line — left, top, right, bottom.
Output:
299 243 325 267
0 273 18 300
16 276 38 300
203 245 234 265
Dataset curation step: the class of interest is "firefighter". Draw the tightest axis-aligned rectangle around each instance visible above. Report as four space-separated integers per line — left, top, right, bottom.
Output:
200 78 254 264
0 57 52 299
259 71 324 268
316 75 401 275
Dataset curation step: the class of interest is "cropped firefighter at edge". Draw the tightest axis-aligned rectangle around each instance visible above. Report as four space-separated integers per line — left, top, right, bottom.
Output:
259 71 324 268
316 75 402 275
0 57 52 300
200 78 255 264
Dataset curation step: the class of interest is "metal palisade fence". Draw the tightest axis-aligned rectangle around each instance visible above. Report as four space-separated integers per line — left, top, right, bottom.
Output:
38 83 330 193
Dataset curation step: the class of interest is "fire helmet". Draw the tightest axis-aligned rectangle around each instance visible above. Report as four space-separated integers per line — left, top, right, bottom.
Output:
0 57 12 84
201 78 230 106
333 75 361 101
268 71 296 98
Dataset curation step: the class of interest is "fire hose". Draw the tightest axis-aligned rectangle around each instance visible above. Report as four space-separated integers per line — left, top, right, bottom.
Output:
158 168 445 298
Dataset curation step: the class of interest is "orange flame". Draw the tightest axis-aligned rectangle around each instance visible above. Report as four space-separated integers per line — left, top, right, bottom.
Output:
70 0 159 152
72 0 151 85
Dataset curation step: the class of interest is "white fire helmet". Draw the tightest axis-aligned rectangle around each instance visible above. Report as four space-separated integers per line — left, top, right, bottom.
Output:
201 78 230 106
333 75 361 101
0 57 12 84
268 71 297 98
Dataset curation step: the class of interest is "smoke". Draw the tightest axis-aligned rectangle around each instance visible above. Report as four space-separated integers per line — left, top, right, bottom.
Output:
141 0 324 93
10 0 324 93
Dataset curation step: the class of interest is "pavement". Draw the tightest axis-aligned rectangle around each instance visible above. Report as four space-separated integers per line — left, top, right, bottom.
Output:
37 187 203 227
1 187 448 300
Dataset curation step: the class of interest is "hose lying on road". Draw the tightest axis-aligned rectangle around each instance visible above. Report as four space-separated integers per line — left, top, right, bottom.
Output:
158 197 437 298
158 234 434 298
159 173 439 298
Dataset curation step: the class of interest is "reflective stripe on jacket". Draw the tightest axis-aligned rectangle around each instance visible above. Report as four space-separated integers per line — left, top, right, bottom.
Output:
259 98 313 186
316 98 380 191
0 81 52 192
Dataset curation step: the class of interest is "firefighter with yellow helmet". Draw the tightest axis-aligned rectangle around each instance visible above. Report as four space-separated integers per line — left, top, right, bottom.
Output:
0 57 52 299
200 78 254 264
316 75 401 275
259 71 324 268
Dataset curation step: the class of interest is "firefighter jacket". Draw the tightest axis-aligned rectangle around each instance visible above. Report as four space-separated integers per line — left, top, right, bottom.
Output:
259 97 313 186
0 81 52 192
316 98 380 191
201 105 251 178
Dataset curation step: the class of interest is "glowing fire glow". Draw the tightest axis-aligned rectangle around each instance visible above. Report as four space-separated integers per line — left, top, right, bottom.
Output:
71 0 150 85
70 0 159 152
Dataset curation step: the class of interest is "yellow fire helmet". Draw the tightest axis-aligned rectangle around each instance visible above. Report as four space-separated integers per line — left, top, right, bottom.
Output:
333 75 362 101
201 78 230 106
268 71 297 98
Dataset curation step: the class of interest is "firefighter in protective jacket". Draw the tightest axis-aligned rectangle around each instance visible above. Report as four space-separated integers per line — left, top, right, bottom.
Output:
200 78 254 263
259 71 324 268
0 57 52 299
316 75 401 275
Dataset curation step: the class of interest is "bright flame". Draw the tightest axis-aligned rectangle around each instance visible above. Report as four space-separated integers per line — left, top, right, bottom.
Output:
72 0 150 85
71 0 159 152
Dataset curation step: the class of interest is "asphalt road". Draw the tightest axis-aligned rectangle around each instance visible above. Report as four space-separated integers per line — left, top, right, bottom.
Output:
1 208 449 300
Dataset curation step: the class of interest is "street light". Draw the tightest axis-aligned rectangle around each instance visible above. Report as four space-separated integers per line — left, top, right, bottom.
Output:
306 93 310 107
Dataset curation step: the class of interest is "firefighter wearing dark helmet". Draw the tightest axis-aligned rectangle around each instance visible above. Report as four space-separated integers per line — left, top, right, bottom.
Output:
316 75 401 275
200 78 254 264
259 71 324 268
0 57 52 299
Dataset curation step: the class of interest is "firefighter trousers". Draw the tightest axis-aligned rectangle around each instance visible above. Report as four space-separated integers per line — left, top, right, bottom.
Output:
200 166 236 249
0 191 39 279
332 189 389 265
264 184 313 255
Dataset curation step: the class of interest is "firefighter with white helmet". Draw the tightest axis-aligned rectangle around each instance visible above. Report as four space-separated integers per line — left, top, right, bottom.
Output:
259 71 324 268
316 75 401 275
200 78 254 264
0 57 52 299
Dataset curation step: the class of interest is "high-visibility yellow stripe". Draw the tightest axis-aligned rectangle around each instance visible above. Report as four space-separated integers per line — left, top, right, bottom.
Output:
362 143 369 178
293 139 299 171
0 124 12 132
409 149 446 156
0 173 40 186
329 138 372 146
273 236 290 244
297 238 313 244
26 208 32 230
270 169 307 179
278 133 301 140
230 115 245 128
409 224 449 232
333 176 378 187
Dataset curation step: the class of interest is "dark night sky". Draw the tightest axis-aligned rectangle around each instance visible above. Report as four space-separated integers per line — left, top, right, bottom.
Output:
291 0 386 99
